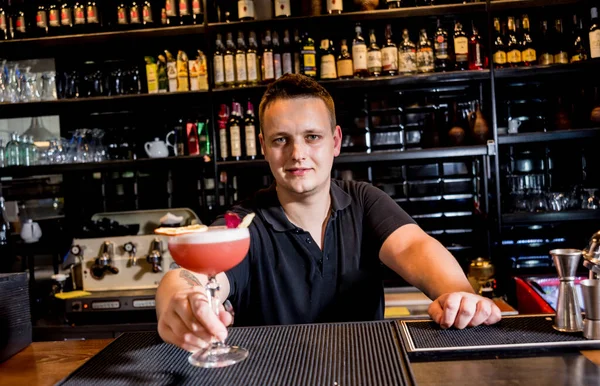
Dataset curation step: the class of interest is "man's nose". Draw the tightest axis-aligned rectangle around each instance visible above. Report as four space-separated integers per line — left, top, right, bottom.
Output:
290 141 306 161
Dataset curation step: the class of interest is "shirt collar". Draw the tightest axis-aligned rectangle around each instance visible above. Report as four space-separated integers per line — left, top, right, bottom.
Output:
258 180 352 232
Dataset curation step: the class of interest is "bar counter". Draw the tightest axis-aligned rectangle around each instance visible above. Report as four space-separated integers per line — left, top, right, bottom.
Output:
1 338 599 386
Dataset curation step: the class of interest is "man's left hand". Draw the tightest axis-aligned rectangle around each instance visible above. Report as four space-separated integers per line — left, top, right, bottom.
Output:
428 292 502 329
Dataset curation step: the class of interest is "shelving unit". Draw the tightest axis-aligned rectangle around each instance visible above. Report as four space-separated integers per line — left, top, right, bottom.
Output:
498 127 600 145
502 210 600 225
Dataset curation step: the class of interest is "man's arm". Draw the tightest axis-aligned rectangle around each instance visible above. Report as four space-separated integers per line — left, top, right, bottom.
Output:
379 223 501 329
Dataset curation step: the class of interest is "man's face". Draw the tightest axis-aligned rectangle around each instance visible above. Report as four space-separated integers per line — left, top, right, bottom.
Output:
259 97 342 197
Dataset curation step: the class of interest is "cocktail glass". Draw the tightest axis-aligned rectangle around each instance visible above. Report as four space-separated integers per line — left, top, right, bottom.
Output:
168 226 250 368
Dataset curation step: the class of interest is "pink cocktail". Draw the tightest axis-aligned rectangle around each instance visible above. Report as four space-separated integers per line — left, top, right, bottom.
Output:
167 226 250 368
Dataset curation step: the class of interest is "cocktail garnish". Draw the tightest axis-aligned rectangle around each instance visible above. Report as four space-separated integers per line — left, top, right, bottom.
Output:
238 213 256 228
154 224 208 236
225 212 241 228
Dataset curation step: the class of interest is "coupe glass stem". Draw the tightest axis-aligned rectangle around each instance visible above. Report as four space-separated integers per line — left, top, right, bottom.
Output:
206 275 224 348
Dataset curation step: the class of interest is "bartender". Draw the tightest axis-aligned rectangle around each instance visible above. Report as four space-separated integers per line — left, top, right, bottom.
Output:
156 74 501 352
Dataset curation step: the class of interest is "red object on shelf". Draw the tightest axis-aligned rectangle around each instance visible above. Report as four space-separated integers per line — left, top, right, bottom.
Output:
514 277 555 314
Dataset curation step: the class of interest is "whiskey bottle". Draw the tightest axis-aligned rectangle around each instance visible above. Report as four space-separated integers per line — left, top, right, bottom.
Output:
367 29 382 77
520 14 536 66
337 39 353 79
381 24 398 76
506 17 522 67
398 29 417 74
320 38 337 80
352 23 368 77
434 18 451 72
492 18 506 68
454 21 469 70
590 7 600 59
417 29 434 73
300 30 317 78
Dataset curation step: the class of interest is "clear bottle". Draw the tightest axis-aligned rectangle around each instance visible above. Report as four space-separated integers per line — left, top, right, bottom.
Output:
434 18 451 72
506 16 522 67
273 31 282 79
590 7 600 59
235 31 248 87
367 29 382 77
282 29 293 74
263 30 275 82
213 33 225 88
381 24 398 76
398 29 417 74
300 30 317 78
337 39 353 79
5 132 19 166
352 23 368 78
0 139 4 167
319 38 337 80
224 32 236 87
416 29 434 73
27 135 38 165
246 31 259 85
237 0 255 21
18 134 32 166
454 21 469 70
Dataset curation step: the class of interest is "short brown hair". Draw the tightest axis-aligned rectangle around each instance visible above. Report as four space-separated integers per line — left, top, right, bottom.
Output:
258 74 336 132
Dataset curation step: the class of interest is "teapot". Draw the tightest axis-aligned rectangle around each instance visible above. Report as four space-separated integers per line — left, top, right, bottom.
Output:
144 138 169 158
20 219 42 243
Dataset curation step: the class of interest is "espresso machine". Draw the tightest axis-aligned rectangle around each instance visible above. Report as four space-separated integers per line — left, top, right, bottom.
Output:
60 208 199 325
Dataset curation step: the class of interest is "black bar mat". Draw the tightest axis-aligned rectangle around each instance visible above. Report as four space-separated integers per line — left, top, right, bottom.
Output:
58 321 415 386
397 315 600 360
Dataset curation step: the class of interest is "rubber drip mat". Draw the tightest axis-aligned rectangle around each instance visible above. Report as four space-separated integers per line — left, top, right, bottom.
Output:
58 321 415 386
398 314 600 359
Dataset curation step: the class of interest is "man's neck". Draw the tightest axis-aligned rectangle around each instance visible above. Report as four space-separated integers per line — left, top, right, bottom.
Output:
276 180 332 231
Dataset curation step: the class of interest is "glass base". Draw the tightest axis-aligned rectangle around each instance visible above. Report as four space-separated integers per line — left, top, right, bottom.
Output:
188 343 248 368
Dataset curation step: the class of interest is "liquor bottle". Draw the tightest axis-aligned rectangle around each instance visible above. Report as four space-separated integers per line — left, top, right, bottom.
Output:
320 38 337 80
165 0 177 25
229 102 244 161
129 0 142 28
352 23 368 77
218 104 229 161
59 0 74 33
434 18 451 72
468 22 486 70
5 133 19 166
177 50 190 91
590 7 600 59
367 29 382 77
274 0 290 17
300 30 317 78
263 30 275 82
538 20 553 65
142 0 154 26
506 17 521 67
273 31 282 79
244 100 258 160
178 0 191 24
0 196 13 269
0 1 8 40
145 56 158 93
554 19 569 64
116 0 128 28
35 0 49 37
197 119 211 156
73 0 85 31
224 32 236 87
186 118 199 155
417 29 434 73
492 18 506 68
293 28 300 74
398 29 417 74
381 24 398 76
454 21 469 70
165 50 177 91
282 29 293 74
238 0 255 21
571 14 587 62
327 0 342 14
191 0 201 24
86 0 100 32
157 54 168 92
214 34 225 87
520 14 536 66
386 0 401 8
337 39 353 79
247 30 259 85
196 50 208 90
235 31 248 86
12 0 27 39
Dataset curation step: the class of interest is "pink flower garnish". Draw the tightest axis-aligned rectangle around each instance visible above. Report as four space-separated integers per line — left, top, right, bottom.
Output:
225 212 241 228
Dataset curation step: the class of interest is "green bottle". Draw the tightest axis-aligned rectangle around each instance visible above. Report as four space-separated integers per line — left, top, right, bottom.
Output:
197 120 211 156
157 54 168 93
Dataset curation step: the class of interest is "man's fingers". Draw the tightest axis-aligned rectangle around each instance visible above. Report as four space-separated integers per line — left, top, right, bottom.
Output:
467 299 492 327
440 293 462 329
483 303 502 325
189 293 229 342
454 296 477 329
427 299 444 326
160 315 207 352
219 303 234 327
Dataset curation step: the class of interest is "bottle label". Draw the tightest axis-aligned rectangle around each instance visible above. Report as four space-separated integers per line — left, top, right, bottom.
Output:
49 9 60 27
167 61 177 91
337 59 353 77
179 0 190 16
61 8 73 26
522 48 536 63
367 51 382 71
37 11 48 29
274 53 282 79
247 52 258 81
74 7 85 25
224 55 235 83
238 1 255 19
264 51 275 79
590 30 600 58
87 6 98 23
177 61 189 91
143 5 153 22
454 36 468 62
381 46 398 71
130 7 141 23
166 0 177 17
302 50 317 76
320 55 337 79
16 15 25 32
417 48 434 72
219 129 228 159
0 13 6 31
192 0 201 14
399 50 417 73
327 0 343 11
473 43 483 67
507 49 521 64
539 53 553 65
554 52 569 64
275 0 290 16
571 53 583 63
245 125 257 156
434 36 448 59
214 55 224 84
230 126 242 157
236 53 247 82
117 7 127 24
146 63 158 93
493 51 507 65
161 8 167 24
352 45 367 71
189 60 199 91
282 52 293 74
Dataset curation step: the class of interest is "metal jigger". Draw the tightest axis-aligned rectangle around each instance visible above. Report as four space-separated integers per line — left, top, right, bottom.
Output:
550 249 583 332
580 279 600 339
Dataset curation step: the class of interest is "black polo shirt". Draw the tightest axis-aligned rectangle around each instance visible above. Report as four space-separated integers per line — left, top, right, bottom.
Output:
218 179 415 326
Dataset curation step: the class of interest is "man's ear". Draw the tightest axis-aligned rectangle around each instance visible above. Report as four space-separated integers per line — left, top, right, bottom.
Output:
259 132 266 158
333 125 342 157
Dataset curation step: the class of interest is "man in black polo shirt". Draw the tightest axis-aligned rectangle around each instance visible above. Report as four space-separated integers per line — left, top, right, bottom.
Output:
156 74 501 352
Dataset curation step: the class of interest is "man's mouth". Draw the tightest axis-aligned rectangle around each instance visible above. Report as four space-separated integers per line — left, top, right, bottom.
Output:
286 168 312 176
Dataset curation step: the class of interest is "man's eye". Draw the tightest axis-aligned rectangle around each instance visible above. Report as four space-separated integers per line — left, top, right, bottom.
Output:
273 137 286 144
307 135 321 141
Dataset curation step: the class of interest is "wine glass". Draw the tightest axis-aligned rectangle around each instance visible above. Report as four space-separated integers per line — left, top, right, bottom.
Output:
168 226 250 368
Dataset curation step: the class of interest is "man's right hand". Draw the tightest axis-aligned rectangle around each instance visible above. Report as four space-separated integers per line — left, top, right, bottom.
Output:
157 286 233 352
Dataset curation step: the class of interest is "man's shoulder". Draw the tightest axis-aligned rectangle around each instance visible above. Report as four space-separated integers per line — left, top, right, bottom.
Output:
332 179 379 200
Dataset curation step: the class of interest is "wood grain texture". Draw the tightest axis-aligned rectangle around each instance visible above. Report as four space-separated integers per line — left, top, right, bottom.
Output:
582 350 600 366
0 339 112 386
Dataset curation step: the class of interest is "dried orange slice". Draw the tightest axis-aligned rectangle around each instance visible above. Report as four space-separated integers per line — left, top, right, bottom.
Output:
154 224 208 236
